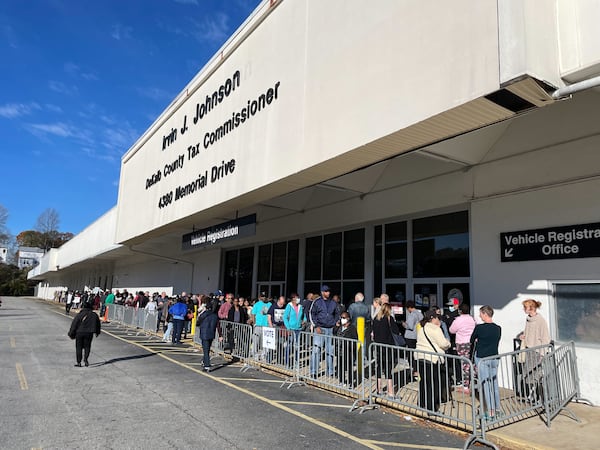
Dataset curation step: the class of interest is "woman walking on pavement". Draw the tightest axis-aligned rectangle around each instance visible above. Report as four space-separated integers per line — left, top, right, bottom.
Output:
68 300 101 367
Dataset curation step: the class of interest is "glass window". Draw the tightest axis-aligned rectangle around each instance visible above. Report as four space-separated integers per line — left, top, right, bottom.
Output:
286 240 299 296
238 247 254 298
323 232 342 280
385 221 407 278
385 283 406 319
413 211 469 277
223 250 238 295
555 283 600 345
414 283 438 310
305 236 322 280
374 225 382 298
344 228 365 279
271 242 287 281
304 282 321 299
257 244 271 281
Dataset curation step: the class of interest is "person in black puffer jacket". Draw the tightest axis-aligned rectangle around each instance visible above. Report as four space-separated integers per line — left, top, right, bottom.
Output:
68 301 101 367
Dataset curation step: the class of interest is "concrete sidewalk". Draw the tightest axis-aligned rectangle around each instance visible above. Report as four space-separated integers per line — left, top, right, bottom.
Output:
487 401 598 450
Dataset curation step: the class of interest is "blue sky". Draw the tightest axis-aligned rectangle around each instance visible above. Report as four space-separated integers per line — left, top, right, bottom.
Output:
0 0 261 239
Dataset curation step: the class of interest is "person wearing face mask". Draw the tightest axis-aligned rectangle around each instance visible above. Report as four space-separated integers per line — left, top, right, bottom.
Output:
443 297 461 387
283 293 304 369
336 312 358 388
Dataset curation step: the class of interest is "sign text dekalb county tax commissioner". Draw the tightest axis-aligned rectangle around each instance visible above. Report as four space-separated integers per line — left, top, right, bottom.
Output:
500 222 600 262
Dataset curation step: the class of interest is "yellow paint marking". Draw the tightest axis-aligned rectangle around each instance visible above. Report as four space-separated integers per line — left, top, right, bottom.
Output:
276 400 350 409
16 363 28 390
100 328 384 450
364 441 461 450
220 377 284 384
10 337 16 348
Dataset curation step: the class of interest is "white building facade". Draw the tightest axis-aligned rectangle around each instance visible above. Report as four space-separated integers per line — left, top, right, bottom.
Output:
30 0 600 403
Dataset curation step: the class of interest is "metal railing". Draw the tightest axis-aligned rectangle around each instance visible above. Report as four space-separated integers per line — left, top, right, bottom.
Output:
101 311 588 450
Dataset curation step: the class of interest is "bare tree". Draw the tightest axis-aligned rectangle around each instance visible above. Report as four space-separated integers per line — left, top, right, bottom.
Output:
0 204 10 244
35 208 61 251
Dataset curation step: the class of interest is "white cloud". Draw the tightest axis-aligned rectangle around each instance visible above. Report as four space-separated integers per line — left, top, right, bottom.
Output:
28 122 76 138
26 122 95 146
190 13 230 43
1 23 18 49
64 61 98 81
0 102 41 119
44 104 63 114
136 86 174 102
111 23 133 40
102 122 139 151
48 80 79 96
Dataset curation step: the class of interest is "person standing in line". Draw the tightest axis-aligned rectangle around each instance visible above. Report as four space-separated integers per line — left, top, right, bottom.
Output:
283 293 304 368
68 300 101 367
402 300 423 349
218 293 234 320
415 310 451 412
347 292 370 331
251 293 272 359
65 290 73 315
72 291 81 311
162 302 174 343
102 289 115 317
449 303 476 394
309 285 339 378
227 297 248 355
373 303 402 398
169 297 188 344
197 297 221 371
336 311 358 388
156 291 168 332
470 305 502 420
519 299 551 352
301 292 314 328
518 298 551 400
160 295 171 333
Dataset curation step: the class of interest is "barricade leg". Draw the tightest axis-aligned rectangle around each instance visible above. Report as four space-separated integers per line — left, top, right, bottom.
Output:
281 330 305 389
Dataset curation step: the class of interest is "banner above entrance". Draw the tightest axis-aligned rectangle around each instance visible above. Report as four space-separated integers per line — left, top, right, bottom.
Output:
182 214 256 250
500 222 600 262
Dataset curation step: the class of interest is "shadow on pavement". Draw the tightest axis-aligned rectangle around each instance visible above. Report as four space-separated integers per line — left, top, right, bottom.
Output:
91 353 158 367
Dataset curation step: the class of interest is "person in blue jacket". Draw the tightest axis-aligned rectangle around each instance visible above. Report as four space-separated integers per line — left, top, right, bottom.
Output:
309 285 340 378
168 297 188 344
283 293 304 368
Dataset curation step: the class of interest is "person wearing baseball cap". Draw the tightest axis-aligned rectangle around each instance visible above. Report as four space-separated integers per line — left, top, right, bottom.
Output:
308 284 339 379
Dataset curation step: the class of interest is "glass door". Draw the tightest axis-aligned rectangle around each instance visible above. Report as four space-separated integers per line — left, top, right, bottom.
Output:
257 283 284 300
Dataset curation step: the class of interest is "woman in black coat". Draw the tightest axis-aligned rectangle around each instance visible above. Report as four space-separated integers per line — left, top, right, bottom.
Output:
68 301 101 367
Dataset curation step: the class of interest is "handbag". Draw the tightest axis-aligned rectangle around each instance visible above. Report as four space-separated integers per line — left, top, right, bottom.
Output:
389 317 406 346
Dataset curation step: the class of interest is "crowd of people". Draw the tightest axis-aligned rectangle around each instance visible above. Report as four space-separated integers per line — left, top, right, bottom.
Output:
56 286 551 417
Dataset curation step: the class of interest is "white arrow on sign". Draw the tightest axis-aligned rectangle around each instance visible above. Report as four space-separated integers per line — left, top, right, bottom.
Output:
504 248 514 258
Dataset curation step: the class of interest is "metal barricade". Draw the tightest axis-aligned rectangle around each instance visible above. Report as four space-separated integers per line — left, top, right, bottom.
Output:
97 301 586 450
192 320 254 370
540 341 588 424
123 306 135 328
362 343 478 433
292 330 365 405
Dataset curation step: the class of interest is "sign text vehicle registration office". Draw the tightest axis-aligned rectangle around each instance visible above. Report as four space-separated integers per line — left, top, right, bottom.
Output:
500 222 600 262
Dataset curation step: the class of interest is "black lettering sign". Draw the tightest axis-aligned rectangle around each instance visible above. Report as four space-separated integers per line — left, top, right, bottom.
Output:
182 214 256 250
500 222 600 262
